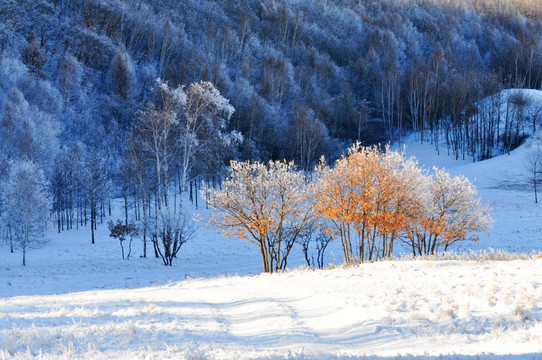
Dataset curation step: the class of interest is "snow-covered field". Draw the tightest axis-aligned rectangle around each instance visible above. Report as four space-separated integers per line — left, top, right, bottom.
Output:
2 90 542 359
2 259 542 359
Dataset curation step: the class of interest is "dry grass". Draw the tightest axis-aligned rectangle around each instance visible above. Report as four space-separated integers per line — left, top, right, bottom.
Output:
390 247 542 262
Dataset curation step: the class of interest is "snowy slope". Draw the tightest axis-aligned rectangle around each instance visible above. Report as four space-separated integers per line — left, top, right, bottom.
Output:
1 259 542 359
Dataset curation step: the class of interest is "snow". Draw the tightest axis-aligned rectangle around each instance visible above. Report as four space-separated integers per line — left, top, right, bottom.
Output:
1 259 542 359
3 90 542 358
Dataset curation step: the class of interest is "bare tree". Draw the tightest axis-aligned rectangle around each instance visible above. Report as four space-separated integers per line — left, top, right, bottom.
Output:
525 143 542 203
299 226 333 269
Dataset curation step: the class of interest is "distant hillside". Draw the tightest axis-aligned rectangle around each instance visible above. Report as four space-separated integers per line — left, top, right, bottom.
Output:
426 88 542 162
0 0 541 237
2 0 542 161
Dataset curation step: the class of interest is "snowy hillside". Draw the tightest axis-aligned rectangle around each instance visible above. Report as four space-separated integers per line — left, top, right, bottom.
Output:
3 96 542 358
1 259 542 359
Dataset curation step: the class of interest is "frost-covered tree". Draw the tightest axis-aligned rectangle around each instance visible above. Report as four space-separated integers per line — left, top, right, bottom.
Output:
1 160 50 266
180 80 235 207
402 168 492 255
108 48 136 101
21 31 47 76
131 79 186 265
129 79 235 265
205 160 314 273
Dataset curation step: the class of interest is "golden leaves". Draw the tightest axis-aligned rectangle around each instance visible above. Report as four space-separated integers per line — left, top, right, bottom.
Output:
314 143 492 260
205 142 492 267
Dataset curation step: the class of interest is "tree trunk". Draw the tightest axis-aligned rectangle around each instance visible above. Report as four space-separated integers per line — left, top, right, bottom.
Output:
153 235 159 258
143 230 147 258
9 225 13 253
535 179 538 204
127 238 132 259
91 203 95 244
22 231 28 266
124 192 128 225
195 178 198 210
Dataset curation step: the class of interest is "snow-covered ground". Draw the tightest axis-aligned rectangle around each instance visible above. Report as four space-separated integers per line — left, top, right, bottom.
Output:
2 259 542 359
3 91 542 359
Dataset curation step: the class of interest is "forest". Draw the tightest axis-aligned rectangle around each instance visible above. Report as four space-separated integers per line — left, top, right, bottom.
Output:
0 0 541 264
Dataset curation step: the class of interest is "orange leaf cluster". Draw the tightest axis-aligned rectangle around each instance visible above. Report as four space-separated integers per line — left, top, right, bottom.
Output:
205 143 492 270
314 143 492 262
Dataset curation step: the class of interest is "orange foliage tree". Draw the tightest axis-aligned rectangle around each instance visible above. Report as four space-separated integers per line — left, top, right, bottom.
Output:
313 143 422 263
204 160 314 273
205 143 491 271
314 143 490 263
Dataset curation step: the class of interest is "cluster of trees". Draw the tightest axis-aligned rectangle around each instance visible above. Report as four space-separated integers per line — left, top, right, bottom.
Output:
0 0 538 265
205 144 492 273
3 0 542 165
126 79 236 265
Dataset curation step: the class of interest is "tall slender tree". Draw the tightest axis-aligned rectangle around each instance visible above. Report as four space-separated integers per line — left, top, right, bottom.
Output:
2 160 50 266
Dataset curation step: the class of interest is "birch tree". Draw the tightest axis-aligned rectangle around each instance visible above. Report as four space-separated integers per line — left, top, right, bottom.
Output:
132 79 185 265
179 80 235 209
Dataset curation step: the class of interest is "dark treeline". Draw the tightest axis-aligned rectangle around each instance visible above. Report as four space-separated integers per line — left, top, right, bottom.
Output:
0 0 541 247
